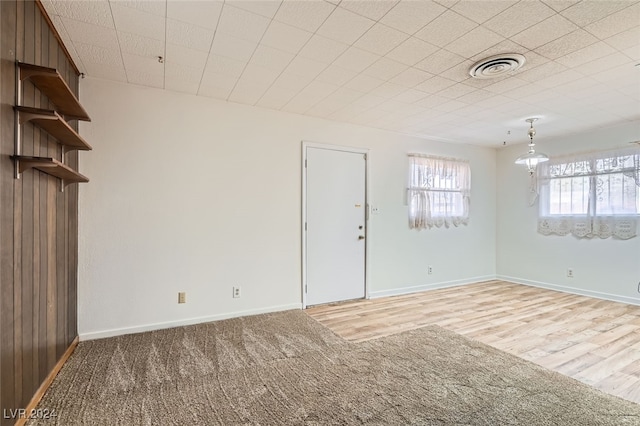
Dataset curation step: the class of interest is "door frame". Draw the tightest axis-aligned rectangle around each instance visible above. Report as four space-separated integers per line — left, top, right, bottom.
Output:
301 141 371 309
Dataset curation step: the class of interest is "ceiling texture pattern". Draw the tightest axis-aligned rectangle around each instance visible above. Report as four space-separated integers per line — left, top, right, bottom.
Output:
41 0 640 146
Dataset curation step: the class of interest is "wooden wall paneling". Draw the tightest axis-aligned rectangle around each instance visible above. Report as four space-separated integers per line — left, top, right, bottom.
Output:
1 2 81 423
66 72 78 346
38 162 48 386
38 166 48 385
47 19 57 161
46 167 56 377
61 46 69 358
56 150 65 363
0 0 3 420
67 63 77 348
68 117 78 344
0 1 17 423
55 46 63 361
34 3 50 377
44 4 58 383
38 5 50 383
12 0 24 413
31 1 42 397
34 0 79 76
21 0 36 407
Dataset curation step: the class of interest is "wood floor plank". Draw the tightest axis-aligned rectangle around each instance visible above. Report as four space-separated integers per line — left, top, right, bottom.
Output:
306 281 640 405
555 352 606 377
618 379 640 402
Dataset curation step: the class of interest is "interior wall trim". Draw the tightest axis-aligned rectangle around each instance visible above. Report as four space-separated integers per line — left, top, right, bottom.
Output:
14 337 79 426
497 275 640 307
34 0 80 75
79 303 303 341
368 275 498 299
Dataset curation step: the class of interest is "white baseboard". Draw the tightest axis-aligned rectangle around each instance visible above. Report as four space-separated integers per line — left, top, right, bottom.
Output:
368 275 498 299
497 275 640 306
79 303 303 341
80 277 638 340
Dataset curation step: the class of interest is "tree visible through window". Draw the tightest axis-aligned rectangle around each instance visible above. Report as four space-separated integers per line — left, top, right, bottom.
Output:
407 154 471 230
538 147 640 239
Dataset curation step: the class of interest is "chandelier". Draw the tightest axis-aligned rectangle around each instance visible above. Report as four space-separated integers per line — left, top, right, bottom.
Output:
515 118 549 175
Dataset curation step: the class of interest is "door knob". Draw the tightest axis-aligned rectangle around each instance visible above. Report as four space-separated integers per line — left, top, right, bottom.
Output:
358 235 365 240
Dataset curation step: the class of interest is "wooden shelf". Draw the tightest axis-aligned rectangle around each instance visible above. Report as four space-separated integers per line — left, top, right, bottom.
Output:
14 62 91 190
18 62 91 121
15 106 92 152
13 156 89 186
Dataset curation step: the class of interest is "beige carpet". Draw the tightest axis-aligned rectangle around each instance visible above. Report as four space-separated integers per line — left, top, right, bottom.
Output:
30 310 640 425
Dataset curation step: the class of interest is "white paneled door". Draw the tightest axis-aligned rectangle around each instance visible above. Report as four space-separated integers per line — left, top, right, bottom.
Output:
304 146 366 307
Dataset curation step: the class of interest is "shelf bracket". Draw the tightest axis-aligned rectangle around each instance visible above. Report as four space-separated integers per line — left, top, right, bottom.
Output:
19 66 43 82
18 109 56 125
12 156 89 192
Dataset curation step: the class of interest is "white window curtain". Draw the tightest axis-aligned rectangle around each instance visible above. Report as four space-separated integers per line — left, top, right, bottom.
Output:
408 154 471 229
537 147 640 240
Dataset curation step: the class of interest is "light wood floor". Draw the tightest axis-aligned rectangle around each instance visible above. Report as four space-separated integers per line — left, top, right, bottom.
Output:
306 280 640 404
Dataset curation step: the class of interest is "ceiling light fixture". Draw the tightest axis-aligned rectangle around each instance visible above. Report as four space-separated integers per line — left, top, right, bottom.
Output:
469 54 526 79
515 118 549 175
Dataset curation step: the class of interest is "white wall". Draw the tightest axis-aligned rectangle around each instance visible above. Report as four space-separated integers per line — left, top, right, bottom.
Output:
78 78 496 339
497 121 640 304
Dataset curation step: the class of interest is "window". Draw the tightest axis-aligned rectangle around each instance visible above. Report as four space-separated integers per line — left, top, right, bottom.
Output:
407 154 470 229
538 147 640 239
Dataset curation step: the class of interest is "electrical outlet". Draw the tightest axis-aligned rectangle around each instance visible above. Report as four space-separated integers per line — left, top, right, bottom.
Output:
233 286 241 298
178 292 186 304
428 265 433 275
567 268 574 278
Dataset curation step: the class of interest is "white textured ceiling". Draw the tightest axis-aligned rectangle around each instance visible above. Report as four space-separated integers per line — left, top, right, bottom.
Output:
41 0 640 146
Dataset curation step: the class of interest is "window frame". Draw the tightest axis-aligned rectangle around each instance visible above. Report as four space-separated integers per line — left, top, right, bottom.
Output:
539 149 640 219
407 154 471 229
536 147 640 240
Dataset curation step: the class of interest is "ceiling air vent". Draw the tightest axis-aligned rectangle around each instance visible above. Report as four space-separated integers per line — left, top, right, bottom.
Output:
469 54 526 79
